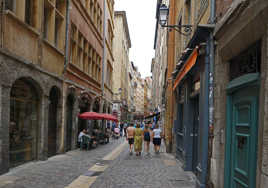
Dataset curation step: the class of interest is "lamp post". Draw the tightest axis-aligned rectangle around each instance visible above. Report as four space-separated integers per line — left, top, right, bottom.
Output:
159 4 192 36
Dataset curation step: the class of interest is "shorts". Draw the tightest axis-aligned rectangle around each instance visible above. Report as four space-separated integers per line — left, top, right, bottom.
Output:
144 135 150 142
128 138 134 145
153 138 161 146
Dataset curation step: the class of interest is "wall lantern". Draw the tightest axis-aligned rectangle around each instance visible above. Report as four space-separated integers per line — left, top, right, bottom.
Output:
159 4 192 36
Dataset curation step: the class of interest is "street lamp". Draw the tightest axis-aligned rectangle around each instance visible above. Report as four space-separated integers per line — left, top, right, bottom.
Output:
159 4 192 36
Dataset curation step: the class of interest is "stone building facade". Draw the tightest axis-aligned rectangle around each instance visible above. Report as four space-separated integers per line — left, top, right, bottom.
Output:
152 0 169 149
211 0 268 188
0 0 67 174
0 0 115 175
63 0 114 153
127 61 135 120
132 66 144 120
144 76 152 116
112 11 131 122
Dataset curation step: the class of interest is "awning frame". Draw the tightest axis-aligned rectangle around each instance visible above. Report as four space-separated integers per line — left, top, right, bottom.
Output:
173 48 199 90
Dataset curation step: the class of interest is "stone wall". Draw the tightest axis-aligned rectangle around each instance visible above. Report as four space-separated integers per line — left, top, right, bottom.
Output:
0 50 63 174
260 23 268 188
212 1 268 187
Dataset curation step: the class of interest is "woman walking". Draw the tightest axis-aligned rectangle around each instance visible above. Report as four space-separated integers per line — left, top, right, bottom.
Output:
152 123 162 154
134 123 143 156
143 125 151 155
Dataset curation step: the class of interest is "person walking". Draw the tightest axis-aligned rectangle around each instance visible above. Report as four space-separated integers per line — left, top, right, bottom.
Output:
143 125 151 155
134 123 143 156
126 123 135 155
120 123 123 137
123 123 128 137
152 123 162 154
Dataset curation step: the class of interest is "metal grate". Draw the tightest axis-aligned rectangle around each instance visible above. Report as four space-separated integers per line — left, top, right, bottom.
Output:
230 41 261 80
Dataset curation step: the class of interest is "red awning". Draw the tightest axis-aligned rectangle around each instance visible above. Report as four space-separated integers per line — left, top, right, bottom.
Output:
100 113 118 122
78 112 118 122
78 112 103 120
173 48 198 91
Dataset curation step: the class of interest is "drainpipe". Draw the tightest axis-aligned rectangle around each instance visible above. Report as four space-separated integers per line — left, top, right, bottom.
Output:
0 0 5 48
201 0 216 187
207 0 215 187
101 0 107 97
63 0 70 74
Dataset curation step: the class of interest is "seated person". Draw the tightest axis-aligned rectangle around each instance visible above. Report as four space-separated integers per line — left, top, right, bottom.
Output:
78 129 91 149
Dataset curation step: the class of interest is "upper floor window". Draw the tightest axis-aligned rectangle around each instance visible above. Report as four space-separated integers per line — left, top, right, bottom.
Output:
4 0 15 11
108 20 113 49
185 0 191 25
25 0 34 25
43 0 65 49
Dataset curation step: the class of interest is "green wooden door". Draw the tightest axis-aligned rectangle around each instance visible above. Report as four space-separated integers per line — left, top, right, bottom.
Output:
226 85 258 188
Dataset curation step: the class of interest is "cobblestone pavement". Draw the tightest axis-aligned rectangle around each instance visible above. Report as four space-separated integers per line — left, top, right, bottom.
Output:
90 143 196 188
0 138 124 188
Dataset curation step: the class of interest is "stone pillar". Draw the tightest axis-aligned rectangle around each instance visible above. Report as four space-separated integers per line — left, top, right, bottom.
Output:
38 94 49 160
72 100 79 150
0 84 11 175
56 101 63 154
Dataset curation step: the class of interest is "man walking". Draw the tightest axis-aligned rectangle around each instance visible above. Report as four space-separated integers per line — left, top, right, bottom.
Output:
126 123 135 155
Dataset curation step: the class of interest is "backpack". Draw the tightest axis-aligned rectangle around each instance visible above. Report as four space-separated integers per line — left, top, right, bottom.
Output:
144 131 150 140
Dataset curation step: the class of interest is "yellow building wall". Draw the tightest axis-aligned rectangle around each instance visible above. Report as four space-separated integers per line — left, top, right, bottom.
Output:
3 0 66 77
4 13 39 64
42 43 65 75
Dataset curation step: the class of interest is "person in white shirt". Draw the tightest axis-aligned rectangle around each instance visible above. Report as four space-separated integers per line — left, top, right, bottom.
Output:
152 124 162 154
78 129 91 148
78 129 86 143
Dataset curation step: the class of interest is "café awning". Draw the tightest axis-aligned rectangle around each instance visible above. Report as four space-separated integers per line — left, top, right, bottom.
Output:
173 48 198 91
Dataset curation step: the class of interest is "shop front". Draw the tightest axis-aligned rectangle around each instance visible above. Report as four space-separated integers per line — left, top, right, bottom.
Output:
172 26 213 187
9 78 40 167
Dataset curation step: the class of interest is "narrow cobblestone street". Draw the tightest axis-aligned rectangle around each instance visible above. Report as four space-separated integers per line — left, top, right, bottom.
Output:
0 138 195 188
0 139 123 188
90 141 195 188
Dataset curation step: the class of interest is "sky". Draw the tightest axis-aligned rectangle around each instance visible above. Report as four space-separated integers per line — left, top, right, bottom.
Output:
114 0 156 78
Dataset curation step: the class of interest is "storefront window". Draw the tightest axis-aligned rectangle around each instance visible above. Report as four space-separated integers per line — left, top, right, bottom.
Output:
9 79 39 167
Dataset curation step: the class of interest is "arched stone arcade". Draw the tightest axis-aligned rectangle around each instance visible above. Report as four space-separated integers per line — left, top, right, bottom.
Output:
48 86 61 157
9 77 42 167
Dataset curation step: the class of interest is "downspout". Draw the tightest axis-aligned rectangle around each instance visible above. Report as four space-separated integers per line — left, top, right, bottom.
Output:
101 0 107 97
200 38 210 188
63 0 70 73
201 0 216 187
0 0 5 48
207 0 215 187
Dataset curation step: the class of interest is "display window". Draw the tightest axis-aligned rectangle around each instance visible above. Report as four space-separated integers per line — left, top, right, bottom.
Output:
9 79 39 167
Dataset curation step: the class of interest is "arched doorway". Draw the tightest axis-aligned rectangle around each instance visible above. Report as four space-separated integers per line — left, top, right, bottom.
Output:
66 94 74 151
48 86 60 157
93 99 100 112
92 99 100 129
9 78 40 167
78 95 91 137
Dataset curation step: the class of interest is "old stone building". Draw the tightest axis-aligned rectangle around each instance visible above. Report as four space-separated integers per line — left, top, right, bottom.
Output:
156 0 215 187
112 11 131 122
0 0 115 175
132 66 144 120
0 0 67 174
127 61 136 120
144 76 152 116
152 0 169 149
211 0 268 188
63 0 114 152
